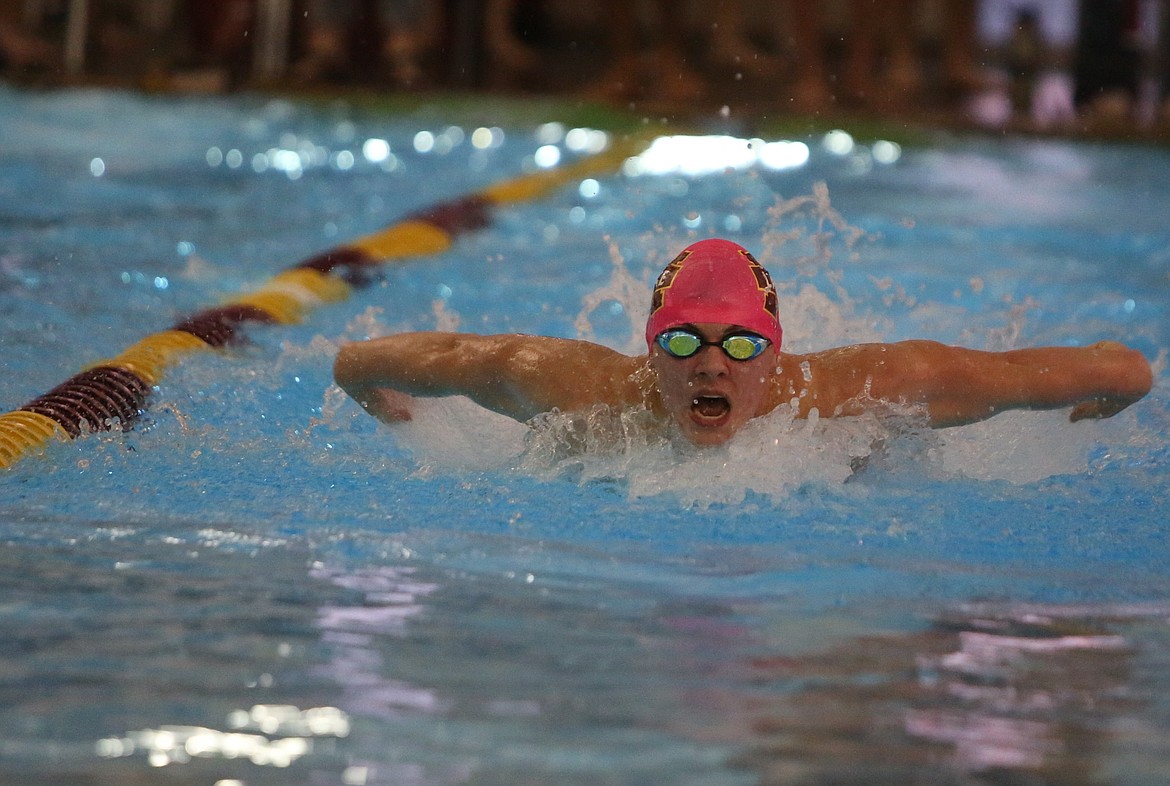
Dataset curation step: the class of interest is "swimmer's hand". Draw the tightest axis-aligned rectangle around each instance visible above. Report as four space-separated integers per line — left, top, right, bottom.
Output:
1068 341 1153 422
1069 397 1134 422
360 387 415 423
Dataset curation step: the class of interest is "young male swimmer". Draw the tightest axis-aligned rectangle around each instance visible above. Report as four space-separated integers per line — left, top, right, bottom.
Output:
333 239 1152 448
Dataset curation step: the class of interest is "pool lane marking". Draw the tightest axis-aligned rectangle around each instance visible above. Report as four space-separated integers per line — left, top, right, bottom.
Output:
0 136 647 469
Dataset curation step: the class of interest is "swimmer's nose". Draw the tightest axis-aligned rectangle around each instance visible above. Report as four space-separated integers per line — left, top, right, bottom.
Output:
692 344 730 376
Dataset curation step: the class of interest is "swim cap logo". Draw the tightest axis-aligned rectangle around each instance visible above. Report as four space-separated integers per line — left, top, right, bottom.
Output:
649 249 691 314
744 250 779 320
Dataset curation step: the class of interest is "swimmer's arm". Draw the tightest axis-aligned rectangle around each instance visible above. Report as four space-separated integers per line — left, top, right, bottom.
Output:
334 332 642 423
812 340 1153 428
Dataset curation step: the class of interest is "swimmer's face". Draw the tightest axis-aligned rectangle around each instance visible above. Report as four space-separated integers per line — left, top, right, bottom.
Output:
649 323 777 447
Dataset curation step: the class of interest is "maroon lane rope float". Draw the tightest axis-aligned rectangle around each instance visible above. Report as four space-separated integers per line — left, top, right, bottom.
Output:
0 136 647 469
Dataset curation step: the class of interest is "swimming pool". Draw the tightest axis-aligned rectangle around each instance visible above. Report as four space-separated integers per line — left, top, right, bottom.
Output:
1 87 1167 785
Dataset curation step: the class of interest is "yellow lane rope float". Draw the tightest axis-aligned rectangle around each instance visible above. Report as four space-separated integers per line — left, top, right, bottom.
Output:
0 135 648 469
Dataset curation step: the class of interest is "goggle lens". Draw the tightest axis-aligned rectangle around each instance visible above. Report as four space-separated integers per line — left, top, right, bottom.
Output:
723 335 764 360
662 331 703 358
656 330 770 361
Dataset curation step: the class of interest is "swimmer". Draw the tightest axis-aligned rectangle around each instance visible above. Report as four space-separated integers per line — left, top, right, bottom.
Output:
333 238 1152 447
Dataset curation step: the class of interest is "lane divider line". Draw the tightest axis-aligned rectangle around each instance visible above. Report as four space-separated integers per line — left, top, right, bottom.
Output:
0 134 648 469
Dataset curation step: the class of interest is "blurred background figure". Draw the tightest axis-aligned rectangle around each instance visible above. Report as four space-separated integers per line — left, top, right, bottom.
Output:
769 0 985 113
1160 0 1170 121
1 0 1167 137
582 0 827 106
1007 7 1044 112
708 0 783 77
186 0 255 85
968 0 1081 127
586 0 707 103
294 0 441 87
843 0 923 108
940 0 986 96
1072 0 1145 122
778 1 832 111
0 3 57 74
484 0 543 87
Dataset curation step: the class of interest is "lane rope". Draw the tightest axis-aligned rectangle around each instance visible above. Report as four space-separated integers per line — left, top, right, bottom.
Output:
0 134 648 469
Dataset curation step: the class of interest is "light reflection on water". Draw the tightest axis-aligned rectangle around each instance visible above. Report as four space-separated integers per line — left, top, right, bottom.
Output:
92 555 1170 785
1 513 1170 785
0 89 1168 785
95 704 350 768
733 604 1162 785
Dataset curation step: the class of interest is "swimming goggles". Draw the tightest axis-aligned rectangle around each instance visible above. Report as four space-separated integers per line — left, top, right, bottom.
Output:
655 329 771 361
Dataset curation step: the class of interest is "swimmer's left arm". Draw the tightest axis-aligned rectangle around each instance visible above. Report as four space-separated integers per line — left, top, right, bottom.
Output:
820 340 1153 428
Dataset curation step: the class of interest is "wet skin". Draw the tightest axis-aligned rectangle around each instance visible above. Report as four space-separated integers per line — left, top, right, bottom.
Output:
647 323 777 447
335 328 1153 449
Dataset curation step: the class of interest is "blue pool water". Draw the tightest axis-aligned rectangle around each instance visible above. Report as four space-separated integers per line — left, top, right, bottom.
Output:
1 87 1168 785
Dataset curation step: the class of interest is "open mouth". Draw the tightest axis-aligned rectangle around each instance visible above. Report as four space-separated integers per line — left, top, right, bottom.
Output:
691 395 731 422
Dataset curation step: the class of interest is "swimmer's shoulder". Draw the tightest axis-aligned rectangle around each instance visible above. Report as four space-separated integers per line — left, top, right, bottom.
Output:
770 344 904 416
495 334 651 415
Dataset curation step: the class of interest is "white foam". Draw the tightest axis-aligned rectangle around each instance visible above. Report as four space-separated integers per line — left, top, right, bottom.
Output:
936 409 1105 482
378 389 1125 501
510 403 927 505
394 397 528 475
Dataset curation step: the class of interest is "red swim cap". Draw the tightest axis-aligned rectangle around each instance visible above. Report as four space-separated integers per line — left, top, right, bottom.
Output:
645 239 782 351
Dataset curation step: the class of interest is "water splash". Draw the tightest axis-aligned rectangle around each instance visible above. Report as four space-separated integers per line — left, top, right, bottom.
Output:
520 402 916 506
395 397 527 475
762 181 868 288
573 236 649 355
325 182 1146 497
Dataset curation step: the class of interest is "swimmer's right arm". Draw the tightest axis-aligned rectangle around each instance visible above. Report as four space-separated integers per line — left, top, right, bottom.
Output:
333 332 643 424
334 332 493 423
